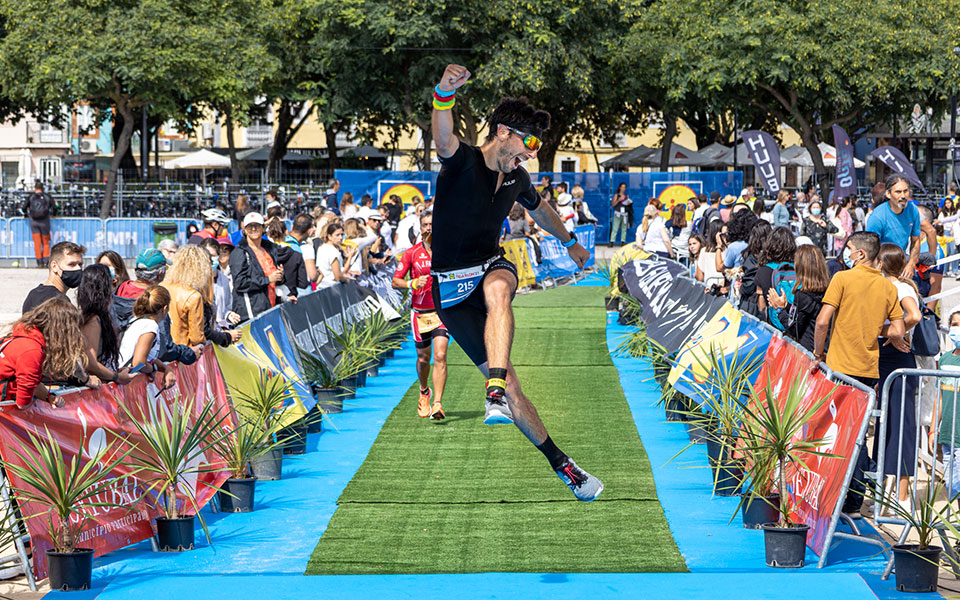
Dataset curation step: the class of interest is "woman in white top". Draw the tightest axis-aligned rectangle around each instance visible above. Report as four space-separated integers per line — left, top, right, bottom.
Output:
315 222 355 289
638 203 673 259
117 285 177 389
695 220 725 289
342 218 379 277
877 243 923 508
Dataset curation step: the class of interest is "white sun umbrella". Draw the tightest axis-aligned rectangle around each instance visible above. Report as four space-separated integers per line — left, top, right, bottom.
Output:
817 142 865 168
164 148 231 186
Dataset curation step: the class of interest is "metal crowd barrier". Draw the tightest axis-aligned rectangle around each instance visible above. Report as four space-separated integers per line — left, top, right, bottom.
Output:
0 217 204 261
873 367 960 580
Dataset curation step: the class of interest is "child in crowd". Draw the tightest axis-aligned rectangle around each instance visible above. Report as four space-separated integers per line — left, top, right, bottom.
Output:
118 286 177 391
767 244 829 352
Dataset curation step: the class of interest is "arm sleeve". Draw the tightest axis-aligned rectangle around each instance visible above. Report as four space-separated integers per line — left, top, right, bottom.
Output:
202 303 232 347
394 249 413 279
186 293 205 346
437 142 467 171
230 249 269 294
14 346 43 407
822 276 843 308
516 171 541 211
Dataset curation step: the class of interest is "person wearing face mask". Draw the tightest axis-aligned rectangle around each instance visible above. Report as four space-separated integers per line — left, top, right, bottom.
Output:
930 310 960 506
22 241 85 313
813 231 906 386
96 250 130 292
800 199 838 257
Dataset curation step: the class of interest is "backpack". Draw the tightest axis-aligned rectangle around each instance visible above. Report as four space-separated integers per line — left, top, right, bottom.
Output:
28 193 49 219
767 262 797 330
694 207 719 235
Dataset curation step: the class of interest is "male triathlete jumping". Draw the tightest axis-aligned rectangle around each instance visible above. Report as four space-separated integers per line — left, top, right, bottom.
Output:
430 64 602 501
392 210 449 420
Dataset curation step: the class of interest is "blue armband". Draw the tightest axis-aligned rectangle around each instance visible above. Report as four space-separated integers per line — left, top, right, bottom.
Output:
562 236 578 248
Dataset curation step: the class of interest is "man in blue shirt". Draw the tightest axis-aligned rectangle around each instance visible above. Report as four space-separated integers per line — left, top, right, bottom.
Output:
866 175 922 277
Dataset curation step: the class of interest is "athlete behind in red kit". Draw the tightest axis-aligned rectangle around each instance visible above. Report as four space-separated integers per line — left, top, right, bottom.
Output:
392 211 448 420
429 64 602 501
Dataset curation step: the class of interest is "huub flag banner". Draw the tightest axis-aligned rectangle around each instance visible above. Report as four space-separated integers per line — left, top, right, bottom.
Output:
832 125 857 198
741 130 782 193
870 146 926 192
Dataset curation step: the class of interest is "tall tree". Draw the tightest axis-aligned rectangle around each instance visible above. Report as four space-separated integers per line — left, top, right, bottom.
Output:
0 0 272 217
636 0 960 198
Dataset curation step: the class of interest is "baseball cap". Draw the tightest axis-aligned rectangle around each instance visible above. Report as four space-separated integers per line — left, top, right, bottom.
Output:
136 248 168 270
242 212 265 228
216 236 234 247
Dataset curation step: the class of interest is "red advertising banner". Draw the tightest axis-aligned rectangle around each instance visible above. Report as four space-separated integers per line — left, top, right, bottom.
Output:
751 336 871 555
0 349 234 579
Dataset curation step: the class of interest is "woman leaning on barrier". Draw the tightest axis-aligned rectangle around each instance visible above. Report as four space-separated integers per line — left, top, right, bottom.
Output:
873 243 923 512
0 297 86 409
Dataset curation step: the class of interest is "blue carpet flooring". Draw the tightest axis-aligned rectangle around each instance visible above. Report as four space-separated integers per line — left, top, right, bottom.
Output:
40 286 918 599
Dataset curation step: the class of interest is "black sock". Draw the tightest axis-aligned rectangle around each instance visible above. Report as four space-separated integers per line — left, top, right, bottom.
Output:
486 367 508 395
537 436 568 470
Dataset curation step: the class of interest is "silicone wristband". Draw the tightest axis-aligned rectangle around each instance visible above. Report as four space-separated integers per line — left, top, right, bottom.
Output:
434 85 456 98
433 99 455 111
562 236 578 248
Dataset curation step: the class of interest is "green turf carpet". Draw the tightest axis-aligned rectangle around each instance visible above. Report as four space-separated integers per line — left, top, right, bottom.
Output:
307 285 686 574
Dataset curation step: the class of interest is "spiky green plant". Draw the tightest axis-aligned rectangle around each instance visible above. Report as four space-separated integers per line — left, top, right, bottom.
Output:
231 371 296 428
735 373 840 526
356 310 405 358
119 397 231 538
326 320 378 380
212 415 288 479
0 427 138 553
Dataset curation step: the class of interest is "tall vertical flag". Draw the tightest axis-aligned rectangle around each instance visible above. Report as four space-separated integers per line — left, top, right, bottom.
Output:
832 125 857 198
870 145 926 192
741 130 782 193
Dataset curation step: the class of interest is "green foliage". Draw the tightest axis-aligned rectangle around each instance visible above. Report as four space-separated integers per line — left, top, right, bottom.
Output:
119 397 230 529
736 373 839 526
231 371 297 429
0 427 137 553
212 415 287 480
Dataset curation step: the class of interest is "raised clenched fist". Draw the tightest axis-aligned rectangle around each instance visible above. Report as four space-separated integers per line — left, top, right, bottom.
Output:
438 64 471 93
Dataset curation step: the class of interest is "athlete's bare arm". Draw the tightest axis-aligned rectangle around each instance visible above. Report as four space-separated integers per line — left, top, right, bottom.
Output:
432 64 470 159
530 200 591 268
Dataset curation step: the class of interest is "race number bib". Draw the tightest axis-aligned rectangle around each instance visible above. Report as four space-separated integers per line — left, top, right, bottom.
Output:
435 263 487 308
415 311 443 334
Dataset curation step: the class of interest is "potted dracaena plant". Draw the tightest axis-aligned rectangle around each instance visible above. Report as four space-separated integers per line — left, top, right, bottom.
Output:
326 320 378 390
595 259 621 312
0 426 137 591
231 372 300 476
121 397 231 552
211 412 287 512
869 478 960 593
677 344 765 497
736 372 839 568
356 309 405 376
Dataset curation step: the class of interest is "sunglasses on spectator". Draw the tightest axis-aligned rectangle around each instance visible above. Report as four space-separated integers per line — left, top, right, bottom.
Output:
503 125 542 152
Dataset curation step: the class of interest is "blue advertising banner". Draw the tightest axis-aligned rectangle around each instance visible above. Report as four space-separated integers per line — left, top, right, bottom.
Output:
246 305 316 412
104 218 197 258
9 217 104 259
335 169 742 246
532 224 596 280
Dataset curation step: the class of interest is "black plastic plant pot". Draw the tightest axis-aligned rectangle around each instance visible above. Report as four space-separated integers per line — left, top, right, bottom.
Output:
251 447 282 481
315 387 342 415
712 463 743 497
741 495 780 529
354 369 367 388
341 374 360 393
365 361 380 378
156 516 195 552
384 348 395 359
378 356 386 367
761 523 809 568
306 404 325 433
218 477 257 513
893 544 941 593
604 295 620 312
705 434 723 465
46 548 93 591
686 420 711 445
664 395 685 422
278 423 308 455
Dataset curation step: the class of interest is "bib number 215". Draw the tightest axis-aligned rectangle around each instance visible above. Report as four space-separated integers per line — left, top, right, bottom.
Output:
457 280 475 294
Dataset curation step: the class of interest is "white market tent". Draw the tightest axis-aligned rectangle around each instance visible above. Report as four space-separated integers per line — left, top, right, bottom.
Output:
780 143 865 168
163 148 231 169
